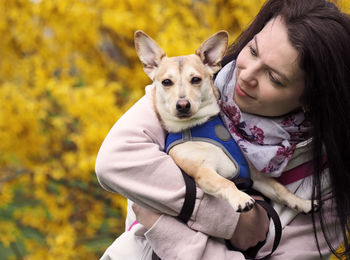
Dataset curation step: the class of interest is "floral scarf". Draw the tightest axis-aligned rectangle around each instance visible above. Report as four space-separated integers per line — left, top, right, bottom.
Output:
215 61 312 177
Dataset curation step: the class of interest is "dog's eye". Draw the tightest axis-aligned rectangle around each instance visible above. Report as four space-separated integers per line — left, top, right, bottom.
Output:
162 79 173 87
191 77 202 84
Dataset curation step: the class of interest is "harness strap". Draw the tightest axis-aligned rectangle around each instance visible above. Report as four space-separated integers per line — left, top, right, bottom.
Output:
177 170 197 224
152 251 160 260
231 177 253 191
254 200 282 259
225 199 282 259
225 179 282 259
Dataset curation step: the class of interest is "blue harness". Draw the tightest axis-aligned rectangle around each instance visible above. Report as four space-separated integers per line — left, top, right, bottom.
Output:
162 117 282 260
165 116 250 180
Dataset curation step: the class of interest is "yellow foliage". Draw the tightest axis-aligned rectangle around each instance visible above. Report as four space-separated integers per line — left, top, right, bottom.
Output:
0 221 20 247
1 0 348 258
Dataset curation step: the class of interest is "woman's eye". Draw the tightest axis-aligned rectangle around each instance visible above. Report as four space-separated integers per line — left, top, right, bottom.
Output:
249 45 257 56
269 72 283 86
191 77 202 84
162 79 173 87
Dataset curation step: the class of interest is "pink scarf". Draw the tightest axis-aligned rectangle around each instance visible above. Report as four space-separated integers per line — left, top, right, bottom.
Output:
215 61 312 177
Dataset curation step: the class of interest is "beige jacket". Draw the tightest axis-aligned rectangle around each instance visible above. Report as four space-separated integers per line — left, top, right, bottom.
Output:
95 85 341 259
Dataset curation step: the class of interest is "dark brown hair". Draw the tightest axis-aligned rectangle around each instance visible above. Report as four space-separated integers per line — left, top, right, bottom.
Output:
223 0 350 258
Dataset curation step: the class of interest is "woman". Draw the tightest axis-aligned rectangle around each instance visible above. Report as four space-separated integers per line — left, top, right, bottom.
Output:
95 0 350 258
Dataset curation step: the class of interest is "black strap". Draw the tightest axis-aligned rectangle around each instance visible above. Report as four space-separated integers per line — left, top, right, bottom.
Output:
152 170 197 260
225 176 282 260
152 251 159 260
224 199 282 259
252 200 282 259
152 251 160 260
177 170 197 223
231 177 253 191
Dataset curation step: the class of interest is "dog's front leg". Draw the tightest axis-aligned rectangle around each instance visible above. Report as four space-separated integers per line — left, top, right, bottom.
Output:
169 143 255 212
194 165 255 212
250 169 316 213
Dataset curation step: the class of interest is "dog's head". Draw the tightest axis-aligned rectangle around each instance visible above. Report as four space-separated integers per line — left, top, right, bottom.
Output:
134 30 228 132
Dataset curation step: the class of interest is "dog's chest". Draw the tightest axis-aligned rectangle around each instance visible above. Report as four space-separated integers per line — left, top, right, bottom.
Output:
165 116 250 180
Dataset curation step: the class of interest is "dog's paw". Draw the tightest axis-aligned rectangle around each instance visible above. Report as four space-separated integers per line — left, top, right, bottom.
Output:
236 199 256 212
225 190 255 212
291 199 319 214
312 200 320 212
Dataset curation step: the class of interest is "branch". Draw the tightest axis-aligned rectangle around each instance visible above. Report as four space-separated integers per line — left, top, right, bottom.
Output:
0 168 30 184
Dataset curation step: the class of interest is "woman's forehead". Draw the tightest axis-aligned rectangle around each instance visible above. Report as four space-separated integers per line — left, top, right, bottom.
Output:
255 16 303 81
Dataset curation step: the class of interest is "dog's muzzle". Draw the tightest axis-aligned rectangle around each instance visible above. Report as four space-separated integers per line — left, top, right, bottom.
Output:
176 99 191 117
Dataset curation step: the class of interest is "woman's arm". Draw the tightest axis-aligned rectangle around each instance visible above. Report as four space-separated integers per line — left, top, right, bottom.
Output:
132 184 341 260
95 85 239 239
145 215 247 260
135 195 342 260
133 195 269 256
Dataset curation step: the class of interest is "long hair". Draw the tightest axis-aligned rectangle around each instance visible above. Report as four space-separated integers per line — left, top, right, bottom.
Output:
223 0 350 258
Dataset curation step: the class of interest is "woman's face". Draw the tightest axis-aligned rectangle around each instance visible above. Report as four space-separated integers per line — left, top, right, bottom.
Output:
234 16 305 117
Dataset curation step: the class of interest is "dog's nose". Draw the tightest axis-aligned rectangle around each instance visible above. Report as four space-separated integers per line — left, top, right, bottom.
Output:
176 99 191 114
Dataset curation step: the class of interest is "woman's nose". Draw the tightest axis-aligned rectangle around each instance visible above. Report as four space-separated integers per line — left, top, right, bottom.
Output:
240 63 260 87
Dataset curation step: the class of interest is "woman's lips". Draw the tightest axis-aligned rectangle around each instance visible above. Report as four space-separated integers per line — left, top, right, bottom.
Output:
235 82 255 99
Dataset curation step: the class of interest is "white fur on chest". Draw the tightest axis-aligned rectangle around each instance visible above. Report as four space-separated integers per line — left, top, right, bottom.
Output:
169 141 238 179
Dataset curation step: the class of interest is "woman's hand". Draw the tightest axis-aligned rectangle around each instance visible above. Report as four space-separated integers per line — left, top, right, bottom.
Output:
229 195 270 251
132 203 162 230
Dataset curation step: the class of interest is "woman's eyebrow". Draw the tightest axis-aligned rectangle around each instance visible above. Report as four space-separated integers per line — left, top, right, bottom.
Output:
254 36 260 55
254 35 290 83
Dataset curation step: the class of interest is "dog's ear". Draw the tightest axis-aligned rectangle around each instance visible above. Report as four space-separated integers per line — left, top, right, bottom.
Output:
195 31 228 74
134 30 166 79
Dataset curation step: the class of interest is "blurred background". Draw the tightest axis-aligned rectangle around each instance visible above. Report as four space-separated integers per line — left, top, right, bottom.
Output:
0 0 349 259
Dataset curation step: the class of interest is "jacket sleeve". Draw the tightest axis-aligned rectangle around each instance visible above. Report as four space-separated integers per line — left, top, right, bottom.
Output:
145 215 246 260
95 85 239 239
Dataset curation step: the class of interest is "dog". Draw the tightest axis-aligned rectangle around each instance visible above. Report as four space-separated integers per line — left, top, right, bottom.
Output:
134 30 315 213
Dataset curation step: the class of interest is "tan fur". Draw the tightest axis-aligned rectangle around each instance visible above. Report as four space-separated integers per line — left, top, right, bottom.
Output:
135 30 315 213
